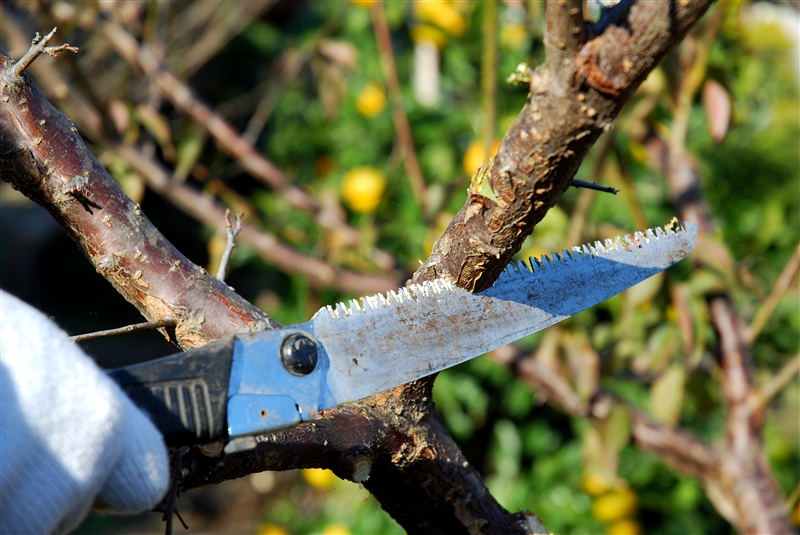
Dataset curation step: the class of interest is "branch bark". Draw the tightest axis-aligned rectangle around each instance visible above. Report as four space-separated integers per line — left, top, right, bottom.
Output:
414 0 714 292
0 51 277 350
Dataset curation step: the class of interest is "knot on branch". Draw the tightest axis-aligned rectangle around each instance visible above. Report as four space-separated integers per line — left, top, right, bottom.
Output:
574 25 636 97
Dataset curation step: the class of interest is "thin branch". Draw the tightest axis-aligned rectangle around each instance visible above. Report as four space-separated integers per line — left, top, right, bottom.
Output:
174 1 275 79
242 16 339 144
751 352 800 413
95 20 393 266
70 318 177 342
563 133 616 248
216 209 243 281
747 242 800 344
614 142 649 231
242 49 306 144
0 12 105 139
113 144 400 294
481 0 498 156
371 2 428 213
654 11 790 532
570 179 618 194
10 28 79 78
507 346 719 478
100 20 316 213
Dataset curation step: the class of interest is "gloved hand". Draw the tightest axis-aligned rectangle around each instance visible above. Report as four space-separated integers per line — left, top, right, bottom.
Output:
0 290 170 534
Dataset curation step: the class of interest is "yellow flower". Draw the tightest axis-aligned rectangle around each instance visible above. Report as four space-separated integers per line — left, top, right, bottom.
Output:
256 524 290 535
463 139 501 176
581 473 611 496
341 167 387 213
349 0 378 7
591 487 639 522
356 82 386 118
414 0 466 37
302 468 337 490
501 23 528 51
607 519 643 535
410 24 448 49
321 524 351 535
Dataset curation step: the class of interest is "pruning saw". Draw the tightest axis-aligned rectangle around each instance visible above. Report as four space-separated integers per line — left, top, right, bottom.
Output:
109 221 697 452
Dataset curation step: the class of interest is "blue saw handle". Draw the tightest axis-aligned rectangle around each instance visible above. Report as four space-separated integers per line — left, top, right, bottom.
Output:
108 336 234 449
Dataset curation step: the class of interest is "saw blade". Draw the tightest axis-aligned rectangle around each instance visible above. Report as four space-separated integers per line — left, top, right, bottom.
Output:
307 221 697 406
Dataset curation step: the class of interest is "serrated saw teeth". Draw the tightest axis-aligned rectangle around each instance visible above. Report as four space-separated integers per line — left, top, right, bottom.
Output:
320 220 692 321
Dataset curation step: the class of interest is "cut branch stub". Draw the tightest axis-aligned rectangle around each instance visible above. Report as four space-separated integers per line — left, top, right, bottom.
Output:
0 49 278 349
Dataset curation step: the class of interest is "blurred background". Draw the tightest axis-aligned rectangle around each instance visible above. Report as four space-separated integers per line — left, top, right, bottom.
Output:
0 1 798 534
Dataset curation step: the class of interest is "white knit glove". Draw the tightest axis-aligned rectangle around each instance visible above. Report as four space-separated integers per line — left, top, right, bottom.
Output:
0 290 170 534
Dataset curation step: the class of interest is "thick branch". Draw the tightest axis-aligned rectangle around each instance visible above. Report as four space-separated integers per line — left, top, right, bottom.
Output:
0 39 514 534
544 0 586 89
0 50 277 349
708 297 790 534
413 0 714 291
182 379 537 535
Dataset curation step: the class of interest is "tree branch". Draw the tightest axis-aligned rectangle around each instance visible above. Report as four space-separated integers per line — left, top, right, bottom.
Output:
544 0 586 89
747 242 800 344
69 317 176 343
0 49 277 350
11 27 79 77
653 8 792 528
371 2 428 213
751 352 800 413
216 209 242 281
413 0 714 292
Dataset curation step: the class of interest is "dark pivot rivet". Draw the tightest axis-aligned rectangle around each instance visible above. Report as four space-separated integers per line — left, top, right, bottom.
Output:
280 333 318 376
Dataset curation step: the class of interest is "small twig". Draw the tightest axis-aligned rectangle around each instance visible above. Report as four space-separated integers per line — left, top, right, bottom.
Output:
216 209 243 281
747 242 800 344
570 179 618 194
158 449 188 535
751 352 800 413
70 318 176 342
11 28 79 78
371 2 428 214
